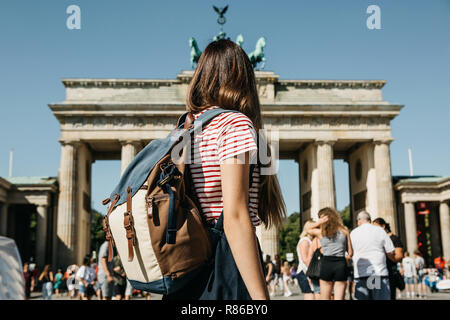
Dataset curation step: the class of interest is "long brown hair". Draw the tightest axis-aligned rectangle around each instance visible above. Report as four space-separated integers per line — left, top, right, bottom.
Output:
40 264 51 278
186 39 286 228
318 207 345 238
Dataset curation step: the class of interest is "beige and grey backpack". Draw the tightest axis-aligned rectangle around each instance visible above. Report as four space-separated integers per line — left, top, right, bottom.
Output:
102 108 237 294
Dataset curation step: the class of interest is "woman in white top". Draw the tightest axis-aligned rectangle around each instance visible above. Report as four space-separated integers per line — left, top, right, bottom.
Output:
296 220 317 300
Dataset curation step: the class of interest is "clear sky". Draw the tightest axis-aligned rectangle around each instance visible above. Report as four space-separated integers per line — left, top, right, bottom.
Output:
1 0 449 215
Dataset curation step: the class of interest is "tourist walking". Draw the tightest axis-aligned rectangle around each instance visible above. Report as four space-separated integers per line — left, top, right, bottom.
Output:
23 262 35 300
402 252 417 298
373 217 405 300
264 255 275 296
281 260 293 297
350 211 395 300
53 268 63 296
414 250 427 298
161 39 286 300
306 207 353 300
97 240 115 300
38 264 54 300
66 264 78 299
76 255 96 300
272 254 283 295
295 220 316 300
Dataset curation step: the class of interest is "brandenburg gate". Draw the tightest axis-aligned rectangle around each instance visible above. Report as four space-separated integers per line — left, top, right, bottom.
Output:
49 70 403 266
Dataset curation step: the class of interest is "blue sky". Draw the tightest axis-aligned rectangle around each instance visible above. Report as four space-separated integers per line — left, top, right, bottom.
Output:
1 0 449 214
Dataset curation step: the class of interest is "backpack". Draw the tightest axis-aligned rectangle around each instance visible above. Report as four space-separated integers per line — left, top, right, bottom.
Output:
101 108 238 295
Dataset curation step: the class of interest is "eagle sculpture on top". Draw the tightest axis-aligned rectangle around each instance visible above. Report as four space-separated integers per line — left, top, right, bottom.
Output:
213 5 228 25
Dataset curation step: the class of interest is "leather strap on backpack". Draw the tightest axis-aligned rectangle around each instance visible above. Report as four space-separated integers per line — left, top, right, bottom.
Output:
103 193 120 262
123 186 136 262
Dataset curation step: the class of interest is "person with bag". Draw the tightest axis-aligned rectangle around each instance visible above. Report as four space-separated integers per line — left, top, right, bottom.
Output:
102 39 285 300
162 39 286 300
306 208 353 300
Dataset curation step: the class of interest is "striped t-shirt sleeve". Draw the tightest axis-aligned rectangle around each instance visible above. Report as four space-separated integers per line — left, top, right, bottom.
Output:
216 113 258 163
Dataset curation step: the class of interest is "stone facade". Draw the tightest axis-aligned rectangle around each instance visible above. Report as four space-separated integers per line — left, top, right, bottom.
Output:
49 70 403 266
0 177 58 267
394 176 450 265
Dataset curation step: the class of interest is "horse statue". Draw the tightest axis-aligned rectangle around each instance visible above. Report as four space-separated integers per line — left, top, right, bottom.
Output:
235 34 244 48
189 37 202 69
248 37 266 69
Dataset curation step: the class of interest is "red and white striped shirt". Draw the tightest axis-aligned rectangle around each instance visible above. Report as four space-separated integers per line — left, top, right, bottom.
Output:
189 106 261 226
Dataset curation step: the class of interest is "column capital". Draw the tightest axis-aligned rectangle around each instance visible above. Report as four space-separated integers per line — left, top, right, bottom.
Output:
373 138 394 146
314 139 337 146
119 140 142 148
58 139 81 147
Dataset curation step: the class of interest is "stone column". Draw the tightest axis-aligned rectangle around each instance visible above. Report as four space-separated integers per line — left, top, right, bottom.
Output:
404 202 418 255
316 140 336 209
56 141 79 266
260 224 279 260
35 204 48 267
374 140 396 232
0 202 8 236
439 202 450 260
120 141 141 175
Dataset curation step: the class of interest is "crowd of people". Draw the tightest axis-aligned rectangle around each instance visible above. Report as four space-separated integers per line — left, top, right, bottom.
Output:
22 211 449 301
265 208 450 300
22 240 151 300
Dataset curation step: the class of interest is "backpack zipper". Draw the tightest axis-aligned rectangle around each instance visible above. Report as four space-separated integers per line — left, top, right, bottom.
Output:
146 194 170 218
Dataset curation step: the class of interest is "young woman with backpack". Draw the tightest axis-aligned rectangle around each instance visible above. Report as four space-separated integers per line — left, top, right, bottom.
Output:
163 39 286 300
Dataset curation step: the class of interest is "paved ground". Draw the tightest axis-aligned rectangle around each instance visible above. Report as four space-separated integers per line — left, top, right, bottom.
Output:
30 282 450 300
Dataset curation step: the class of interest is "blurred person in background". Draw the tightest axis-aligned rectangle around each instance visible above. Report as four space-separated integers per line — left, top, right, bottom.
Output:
66 264 78 299
76 255 96 300
414 250 427 298
53 268 63 297
281 260 293 297
264 255 275 296
23 262 35 300
38 265 54 300
402 252 417 298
